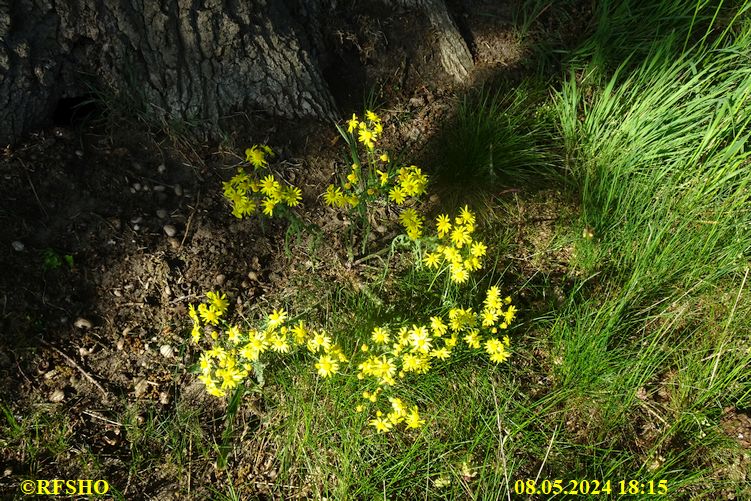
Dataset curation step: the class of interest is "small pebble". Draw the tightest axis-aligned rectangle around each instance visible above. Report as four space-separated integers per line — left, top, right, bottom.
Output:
157 163 167 174
159 392 170 405
134 379 148 398
159 344 174 358
133 224 140 231
116 339 125 350
74 149 84 157
11 241 24 252
247 271 258 281
133 182 142 191
214 274 226 286
156 209 168 219
49 389 65 402
132 162 142 170
173 184 183 197
74 317 93 329
163 224 177 237
130 216 143 224
153 185 165 192
168 238 180 250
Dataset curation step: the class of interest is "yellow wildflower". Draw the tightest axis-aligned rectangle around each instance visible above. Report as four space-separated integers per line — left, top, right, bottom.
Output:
347 113 359 133
470 241 487 258
191 323 201 344
450 225 472 248
226 325 242 344
198 303 220 325
307 331 332 353
463 330 481 349
291 321 307 345
459 205 476 225
358 126 375 149
245 145 274 169
450 263 469 283
260 175 280 197
504 305 517 324
485 338 510 363
262 197 276 216
268 309 287 328
405 406 425 429
206 291 229 314
423 252 441 269
283 186 302 207
376 169 389 186
189 304 200 324
430 347 451 360
370 415 393 433
388 186 406 204
436 214 451 237
430 316 447 336
365 110 381 123
315 355 339 378
371 327 390 344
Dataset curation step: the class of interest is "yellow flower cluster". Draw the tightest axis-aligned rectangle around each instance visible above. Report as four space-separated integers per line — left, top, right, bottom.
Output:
422 206 487 283
353 286 515 433
388 165 428 205
399 208 425 240
349 110 384 150
189 291 229 342
364 397 425 434
188 285 516 435
324 112 429 235
223 144 303 218
190 295 347 397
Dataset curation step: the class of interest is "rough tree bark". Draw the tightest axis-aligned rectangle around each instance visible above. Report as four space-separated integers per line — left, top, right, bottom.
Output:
0 0 474 145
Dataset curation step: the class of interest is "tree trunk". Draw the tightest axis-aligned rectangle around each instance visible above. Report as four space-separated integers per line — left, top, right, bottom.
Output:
395 0 474 82
0 0 474 145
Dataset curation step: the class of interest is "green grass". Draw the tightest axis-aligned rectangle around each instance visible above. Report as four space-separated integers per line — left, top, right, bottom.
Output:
245 2 751 498
429 81 558 209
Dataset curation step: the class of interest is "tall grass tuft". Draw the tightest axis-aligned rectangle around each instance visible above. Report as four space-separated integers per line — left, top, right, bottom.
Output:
556 18 751 303
430 82 556 206
545 7 751 492
565 0 751 76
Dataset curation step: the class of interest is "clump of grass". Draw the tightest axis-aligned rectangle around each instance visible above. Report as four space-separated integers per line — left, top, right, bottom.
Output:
540 6 751 494
430 82 556 206
565 0 750 76
557 20 751 300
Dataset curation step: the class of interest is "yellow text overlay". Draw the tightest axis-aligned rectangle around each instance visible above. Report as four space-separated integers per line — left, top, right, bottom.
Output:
20 479 110 496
